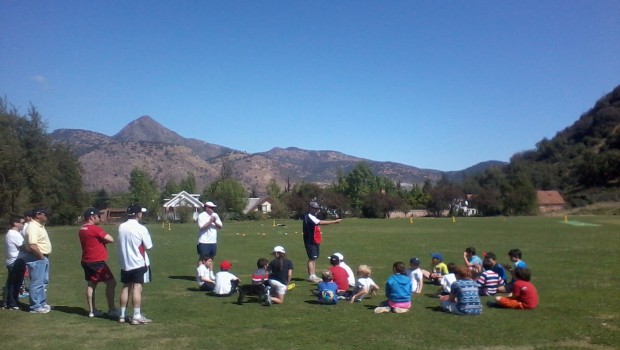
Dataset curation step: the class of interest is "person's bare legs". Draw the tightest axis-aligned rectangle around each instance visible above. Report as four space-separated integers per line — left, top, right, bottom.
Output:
271 293 285 304
119 283 131 321
105 278 117 311
307 259 316 279
131 283 142 310
86 282 97 313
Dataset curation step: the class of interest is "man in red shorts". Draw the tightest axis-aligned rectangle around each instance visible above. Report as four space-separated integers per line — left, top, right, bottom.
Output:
78 207 118 318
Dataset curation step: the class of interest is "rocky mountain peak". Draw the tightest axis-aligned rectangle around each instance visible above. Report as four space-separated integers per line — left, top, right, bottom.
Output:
113 115 184 144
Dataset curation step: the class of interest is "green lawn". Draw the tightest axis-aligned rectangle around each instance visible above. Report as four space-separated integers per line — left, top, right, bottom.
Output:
1 216 619 349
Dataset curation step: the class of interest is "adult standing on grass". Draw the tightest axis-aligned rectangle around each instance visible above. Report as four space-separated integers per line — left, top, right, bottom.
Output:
78 207 118 318
197 201 222 262
303 201 342 283
24 208 52 313
118 204 153 325
4 216 26 310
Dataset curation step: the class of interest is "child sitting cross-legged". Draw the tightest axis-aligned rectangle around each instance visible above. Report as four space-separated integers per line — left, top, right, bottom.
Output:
477 259 505 296
492 267 538 310
317 270 339 305
349 265 380 303
374 262 412 314
213 260 240 297
237 258 269 305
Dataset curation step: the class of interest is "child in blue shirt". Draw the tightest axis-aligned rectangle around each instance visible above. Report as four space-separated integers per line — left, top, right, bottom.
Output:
317 270 338 304
374 262 412 314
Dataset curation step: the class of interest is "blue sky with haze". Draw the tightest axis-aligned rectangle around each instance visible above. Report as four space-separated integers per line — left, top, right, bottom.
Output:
1 1 618 171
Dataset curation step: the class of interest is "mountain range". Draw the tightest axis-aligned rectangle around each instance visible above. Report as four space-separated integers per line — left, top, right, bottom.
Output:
50 116 505 194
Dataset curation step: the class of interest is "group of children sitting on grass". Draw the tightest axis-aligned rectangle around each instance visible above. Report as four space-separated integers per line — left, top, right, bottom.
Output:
194 245 538 314
419 247 539 315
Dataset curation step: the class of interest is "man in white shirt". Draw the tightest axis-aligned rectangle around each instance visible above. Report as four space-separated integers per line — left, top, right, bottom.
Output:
118 204 153 325
196 201 222 261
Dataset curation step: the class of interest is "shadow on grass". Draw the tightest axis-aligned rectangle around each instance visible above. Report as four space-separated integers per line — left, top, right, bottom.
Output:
52 304 118 319
52 305 86 316
426 306 444 312
169 275 195 281
291 277 306 282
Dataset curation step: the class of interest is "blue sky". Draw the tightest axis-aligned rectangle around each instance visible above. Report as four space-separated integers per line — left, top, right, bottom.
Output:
1 1 619 171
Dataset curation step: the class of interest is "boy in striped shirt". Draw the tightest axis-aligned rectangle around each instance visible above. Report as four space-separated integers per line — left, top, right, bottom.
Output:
477 259 505 296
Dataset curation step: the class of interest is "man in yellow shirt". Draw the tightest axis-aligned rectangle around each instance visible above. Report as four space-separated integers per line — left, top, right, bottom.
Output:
24 208 52 313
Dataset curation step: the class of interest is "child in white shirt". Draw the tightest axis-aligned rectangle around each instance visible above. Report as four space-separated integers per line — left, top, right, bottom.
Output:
406 257 424 294
349 265 380 303
196 255 215 291
214 260 240 296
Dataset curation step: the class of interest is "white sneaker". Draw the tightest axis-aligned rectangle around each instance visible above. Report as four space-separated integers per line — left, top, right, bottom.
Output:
307 276 321 283
130 315 152 325
30 307 50 314
393 307 409 314
89 309 103 318
263 287 272 306
374 306 391 314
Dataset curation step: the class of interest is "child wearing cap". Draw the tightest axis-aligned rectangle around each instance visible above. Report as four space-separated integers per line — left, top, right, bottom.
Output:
421 253 449 285
406 258 424 294
349 265 380 303
213 260 240 296
317 270 338 305
328 255 351 297
331 252 355 288
267 246 294 305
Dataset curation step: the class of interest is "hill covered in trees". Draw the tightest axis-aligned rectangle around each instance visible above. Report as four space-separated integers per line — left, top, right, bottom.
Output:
461 84 620 215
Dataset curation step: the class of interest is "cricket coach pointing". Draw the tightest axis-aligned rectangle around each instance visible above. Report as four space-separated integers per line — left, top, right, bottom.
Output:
303 201 342 283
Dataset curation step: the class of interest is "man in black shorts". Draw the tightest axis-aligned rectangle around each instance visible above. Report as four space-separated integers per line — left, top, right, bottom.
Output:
302 201 342 283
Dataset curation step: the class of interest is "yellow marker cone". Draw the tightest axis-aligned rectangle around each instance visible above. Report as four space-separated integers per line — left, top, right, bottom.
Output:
273 220 276 227
452 216 456 223
564 215 568 222
409 217 414 224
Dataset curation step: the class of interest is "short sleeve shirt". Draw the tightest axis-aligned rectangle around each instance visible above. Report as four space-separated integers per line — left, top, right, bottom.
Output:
26 221 52 255
79 224 109 262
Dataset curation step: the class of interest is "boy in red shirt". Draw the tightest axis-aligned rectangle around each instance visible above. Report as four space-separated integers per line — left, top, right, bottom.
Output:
494 267 538 310
328 255 350 297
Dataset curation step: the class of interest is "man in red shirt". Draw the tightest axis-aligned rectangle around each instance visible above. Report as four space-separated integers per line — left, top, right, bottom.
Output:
79 207 118 318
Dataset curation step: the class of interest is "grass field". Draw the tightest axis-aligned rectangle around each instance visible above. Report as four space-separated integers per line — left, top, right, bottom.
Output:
1 216 619 349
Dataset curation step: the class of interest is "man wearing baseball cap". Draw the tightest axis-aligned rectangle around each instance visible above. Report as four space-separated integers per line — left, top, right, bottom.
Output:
302 201 342 283
78 207 119 318
23 208 52 313
117 204 153 325
196 201 222 261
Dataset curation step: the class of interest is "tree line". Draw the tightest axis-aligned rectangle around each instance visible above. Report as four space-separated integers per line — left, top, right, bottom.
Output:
2 86 618 225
